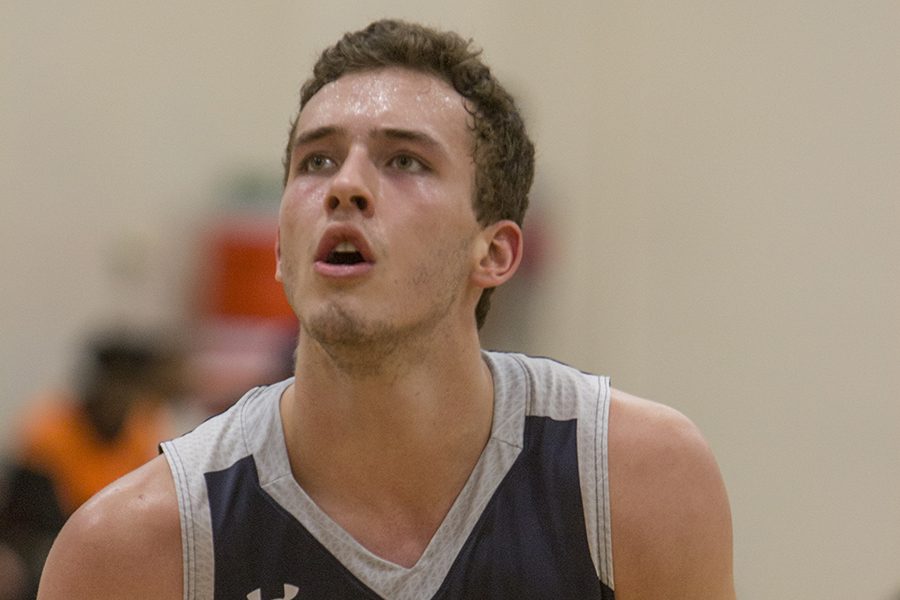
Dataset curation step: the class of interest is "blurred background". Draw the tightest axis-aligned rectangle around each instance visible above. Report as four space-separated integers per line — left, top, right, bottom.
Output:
1 1 898 598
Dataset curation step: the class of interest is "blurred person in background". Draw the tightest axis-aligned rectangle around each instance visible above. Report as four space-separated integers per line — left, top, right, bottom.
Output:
38 20 733 599
0 329 183 599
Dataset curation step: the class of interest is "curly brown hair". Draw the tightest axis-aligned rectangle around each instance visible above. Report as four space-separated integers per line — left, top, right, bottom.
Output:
282 19 535 329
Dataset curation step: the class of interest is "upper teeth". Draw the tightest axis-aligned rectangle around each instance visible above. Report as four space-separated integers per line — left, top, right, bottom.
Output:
334 241 358 253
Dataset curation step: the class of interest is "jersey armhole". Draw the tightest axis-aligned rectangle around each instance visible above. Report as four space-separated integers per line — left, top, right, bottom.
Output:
596 375 614 590
577 374 614 591
161 442 194 600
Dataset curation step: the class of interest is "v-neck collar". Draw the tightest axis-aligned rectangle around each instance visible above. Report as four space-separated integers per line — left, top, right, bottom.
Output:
248 352 527 598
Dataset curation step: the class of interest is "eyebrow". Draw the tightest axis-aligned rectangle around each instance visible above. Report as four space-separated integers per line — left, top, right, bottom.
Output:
377 128 442 151
292 126 445 154
292 126 341 150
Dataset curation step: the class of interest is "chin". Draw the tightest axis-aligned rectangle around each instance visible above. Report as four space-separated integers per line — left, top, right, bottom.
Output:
304 304 386 346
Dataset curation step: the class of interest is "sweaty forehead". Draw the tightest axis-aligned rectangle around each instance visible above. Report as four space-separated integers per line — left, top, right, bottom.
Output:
294 67 469 141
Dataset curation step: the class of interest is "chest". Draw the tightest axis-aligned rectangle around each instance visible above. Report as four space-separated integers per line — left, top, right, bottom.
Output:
202 417 612 599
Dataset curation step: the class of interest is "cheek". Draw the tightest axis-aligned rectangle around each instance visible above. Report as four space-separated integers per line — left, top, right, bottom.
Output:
280 182 319 220
278 184 323 247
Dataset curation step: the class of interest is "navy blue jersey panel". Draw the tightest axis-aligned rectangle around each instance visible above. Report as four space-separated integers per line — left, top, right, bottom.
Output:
205 456 382 599
433 416 614 599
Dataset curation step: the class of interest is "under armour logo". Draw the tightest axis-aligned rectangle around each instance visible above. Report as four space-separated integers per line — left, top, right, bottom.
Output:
246 584 299 600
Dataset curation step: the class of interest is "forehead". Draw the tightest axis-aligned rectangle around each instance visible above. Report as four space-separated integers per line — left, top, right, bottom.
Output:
294 67 471 148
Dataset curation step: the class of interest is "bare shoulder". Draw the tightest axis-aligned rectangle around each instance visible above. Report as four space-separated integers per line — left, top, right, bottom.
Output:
37 454 182 600
608 388 735 600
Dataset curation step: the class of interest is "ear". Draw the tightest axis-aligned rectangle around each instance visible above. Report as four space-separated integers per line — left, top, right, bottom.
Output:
471 220 523 290
274 227 283 283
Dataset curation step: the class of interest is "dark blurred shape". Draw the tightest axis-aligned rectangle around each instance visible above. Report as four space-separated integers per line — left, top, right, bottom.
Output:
78 331 184 442
0 328 184 599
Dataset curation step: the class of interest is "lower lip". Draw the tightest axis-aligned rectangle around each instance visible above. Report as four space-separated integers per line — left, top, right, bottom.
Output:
313 261 374 279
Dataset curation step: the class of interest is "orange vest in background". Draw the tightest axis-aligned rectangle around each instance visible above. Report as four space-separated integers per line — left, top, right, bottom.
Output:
17 391 167 515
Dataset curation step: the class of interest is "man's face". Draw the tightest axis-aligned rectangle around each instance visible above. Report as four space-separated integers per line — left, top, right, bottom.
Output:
277 67 483 349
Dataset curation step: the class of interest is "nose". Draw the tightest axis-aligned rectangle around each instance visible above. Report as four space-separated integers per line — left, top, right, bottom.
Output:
325 147 375 217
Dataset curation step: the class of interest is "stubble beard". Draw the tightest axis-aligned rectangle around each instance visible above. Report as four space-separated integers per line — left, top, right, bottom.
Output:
302 293 459 377
300 243 472 377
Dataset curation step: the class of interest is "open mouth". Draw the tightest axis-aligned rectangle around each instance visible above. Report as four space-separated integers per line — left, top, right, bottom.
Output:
314 227 374 276
324 241 366 265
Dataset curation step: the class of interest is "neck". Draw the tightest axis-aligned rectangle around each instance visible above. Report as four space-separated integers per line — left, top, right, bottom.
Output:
281 321 494 513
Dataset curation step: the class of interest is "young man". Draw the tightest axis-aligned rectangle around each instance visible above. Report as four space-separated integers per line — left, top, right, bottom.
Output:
38 20 734 599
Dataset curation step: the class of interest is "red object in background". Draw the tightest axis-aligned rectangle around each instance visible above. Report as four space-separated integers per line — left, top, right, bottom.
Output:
199 216 295 324
190 216 297 415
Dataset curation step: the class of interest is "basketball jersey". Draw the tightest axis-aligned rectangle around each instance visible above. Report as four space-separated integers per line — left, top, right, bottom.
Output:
161 351 615 599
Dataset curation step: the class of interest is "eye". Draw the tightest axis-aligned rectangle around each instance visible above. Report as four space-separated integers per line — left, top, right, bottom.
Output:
299 154 336 173
388 154 427 173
